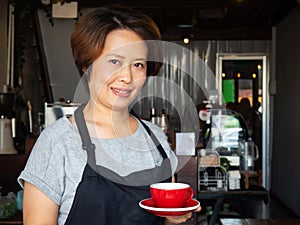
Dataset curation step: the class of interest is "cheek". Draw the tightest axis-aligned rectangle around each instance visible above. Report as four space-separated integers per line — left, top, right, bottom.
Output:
89 68 113 88
88 74 107 97
137 77 146 87
89 59 116 83
134 75 146 88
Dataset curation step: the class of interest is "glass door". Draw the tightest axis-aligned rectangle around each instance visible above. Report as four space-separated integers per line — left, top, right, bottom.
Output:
222 60 263 165
216 54 270 189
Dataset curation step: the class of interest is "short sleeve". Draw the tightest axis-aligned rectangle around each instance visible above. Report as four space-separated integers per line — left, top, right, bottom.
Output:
18 130 66 205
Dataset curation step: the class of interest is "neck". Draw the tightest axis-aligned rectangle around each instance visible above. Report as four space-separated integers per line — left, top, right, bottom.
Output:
84 102 129 124
80 102 137 139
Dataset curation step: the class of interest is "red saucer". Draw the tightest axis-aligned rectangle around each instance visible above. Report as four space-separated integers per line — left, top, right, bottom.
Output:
139 198 200 217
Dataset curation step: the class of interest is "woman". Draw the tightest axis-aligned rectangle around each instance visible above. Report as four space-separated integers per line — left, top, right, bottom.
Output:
18 6 200 225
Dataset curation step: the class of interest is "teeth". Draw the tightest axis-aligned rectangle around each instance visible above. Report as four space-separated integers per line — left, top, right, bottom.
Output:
113 88 129 94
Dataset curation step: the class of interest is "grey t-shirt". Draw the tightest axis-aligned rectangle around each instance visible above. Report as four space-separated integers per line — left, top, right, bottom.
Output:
18 116 178 225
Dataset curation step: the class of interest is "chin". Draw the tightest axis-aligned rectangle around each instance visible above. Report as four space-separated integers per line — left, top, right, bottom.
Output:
111 101 131 111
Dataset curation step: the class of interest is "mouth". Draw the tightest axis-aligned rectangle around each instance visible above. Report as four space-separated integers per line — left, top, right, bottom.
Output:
111 87 131 97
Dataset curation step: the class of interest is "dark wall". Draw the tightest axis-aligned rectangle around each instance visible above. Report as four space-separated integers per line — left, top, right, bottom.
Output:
272 5 300 217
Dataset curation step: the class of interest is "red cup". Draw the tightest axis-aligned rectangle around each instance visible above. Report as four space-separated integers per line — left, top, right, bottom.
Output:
150 182 194 208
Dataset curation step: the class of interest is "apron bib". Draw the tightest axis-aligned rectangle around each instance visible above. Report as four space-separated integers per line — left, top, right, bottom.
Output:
64 104 172 225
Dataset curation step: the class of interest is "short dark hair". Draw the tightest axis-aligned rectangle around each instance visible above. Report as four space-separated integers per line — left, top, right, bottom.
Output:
71 6 162 76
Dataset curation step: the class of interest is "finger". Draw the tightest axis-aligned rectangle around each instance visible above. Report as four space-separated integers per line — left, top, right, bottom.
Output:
194 206 202 212
165 212 192 223
166 217 189 224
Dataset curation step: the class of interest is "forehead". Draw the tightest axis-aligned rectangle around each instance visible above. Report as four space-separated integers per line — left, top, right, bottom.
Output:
102 29 148 58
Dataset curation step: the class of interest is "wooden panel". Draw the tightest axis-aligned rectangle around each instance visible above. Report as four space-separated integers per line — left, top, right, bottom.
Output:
176 156 198 225
0 154 29 194
176 156 197 190
0 154 29 173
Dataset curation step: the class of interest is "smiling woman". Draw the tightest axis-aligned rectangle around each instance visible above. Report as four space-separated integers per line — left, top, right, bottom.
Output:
86 30 148 114
18 5 200 225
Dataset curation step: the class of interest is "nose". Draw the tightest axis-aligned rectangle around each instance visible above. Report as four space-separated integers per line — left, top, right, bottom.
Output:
118 64 132 84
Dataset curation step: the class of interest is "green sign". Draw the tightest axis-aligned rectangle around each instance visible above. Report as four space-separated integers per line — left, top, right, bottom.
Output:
222 79 235 103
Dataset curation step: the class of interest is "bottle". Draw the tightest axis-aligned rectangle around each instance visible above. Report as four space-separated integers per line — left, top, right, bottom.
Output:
150 107 159 125
159 109 168 133
37 112 45 136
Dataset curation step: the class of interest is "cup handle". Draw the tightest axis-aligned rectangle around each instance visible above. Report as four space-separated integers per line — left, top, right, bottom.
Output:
186 187 194 202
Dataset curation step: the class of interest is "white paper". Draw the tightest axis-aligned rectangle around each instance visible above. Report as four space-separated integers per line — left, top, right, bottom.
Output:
52 2 78 18
175 132 195 155
228 170 241 179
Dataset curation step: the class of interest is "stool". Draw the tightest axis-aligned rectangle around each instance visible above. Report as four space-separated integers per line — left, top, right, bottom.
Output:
240 170 262 189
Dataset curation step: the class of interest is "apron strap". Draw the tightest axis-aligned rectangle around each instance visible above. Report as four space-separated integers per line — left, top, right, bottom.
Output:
74 104 96 165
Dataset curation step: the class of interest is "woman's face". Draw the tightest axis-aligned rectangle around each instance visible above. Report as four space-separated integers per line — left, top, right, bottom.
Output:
87 29 148 111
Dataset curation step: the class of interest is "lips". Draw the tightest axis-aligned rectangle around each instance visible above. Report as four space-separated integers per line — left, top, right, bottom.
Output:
111 87 131 97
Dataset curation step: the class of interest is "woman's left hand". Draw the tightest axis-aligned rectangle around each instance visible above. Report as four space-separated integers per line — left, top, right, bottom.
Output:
164 206 201 224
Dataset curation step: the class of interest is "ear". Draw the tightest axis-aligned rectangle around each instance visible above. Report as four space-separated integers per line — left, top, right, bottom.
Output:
82 67 91 82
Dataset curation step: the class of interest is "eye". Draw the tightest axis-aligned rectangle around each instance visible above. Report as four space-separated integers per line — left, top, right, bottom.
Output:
109 59 120 65
133 62 145 69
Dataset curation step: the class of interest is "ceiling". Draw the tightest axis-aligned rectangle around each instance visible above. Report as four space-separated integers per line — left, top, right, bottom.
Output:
76 0 298 41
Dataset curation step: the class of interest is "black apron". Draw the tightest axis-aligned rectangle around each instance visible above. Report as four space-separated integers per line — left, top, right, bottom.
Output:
64 104 172 225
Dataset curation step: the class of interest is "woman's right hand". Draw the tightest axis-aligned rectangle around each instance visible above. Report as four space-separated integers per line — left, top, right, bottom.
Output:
164 206 201 224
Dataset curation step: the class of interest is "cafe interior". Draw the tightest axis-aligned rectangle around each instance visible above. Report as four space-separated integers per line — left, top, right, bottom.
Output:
0 0 300 224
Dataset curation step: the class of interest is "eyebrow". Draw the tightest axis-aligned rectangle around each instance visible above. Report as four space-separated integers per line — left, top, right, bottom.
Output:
105 53 147 61
105 53 124 59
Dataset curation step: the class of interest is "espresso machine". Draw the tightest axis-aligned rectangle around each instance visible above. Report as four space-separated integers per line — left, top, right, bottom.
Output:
0 93 17 154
